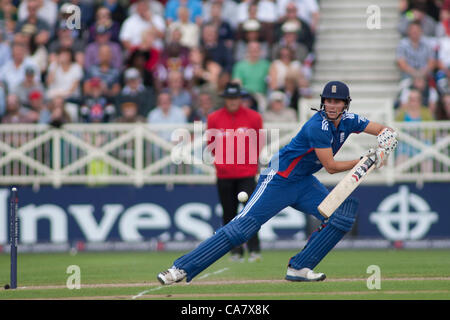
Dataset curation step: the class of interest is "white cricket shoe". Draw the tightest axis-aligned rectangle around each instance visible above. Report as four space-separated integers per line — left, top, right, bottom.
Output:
157 266 187 285
248 252 262 263
285 267 326 282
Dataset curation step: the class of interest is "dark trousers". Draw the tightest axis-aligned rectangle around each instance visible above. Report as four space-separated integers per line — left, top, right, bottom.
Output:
216 176 260 255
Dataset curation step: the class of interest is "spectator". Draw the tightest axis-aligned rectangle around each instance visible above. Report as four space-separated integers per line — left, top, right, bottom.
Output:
165 0 203 25
0 40 40 94
117 67 156 117
234 19 269 61
154 27 190 89
0 0 18 43
436 34 450 93
396 20 435 80
188 90 215 122
26 89 50 124
87 6 121 43
396 89 434 121
96 0 127 24
84 44 121 98
80 77 116 123
47 95 72 126
46 47 83 100
119 0 166 52
203 1 235 48
272 20 309 63
129 0 165 19
48 22 84 67
201 23 234 73
17 0 57 31
166 6 200 49
268 46 306 92
263 90 297 122
125 47 156 88
274 2 314 56
166 70 193 117
21 29 48 75
280 69 311 114
147 91 187 140
15 65 44 108
84 24 123 71
60 0 95 31
202 0 239 30
15 0 51 46
436 1 450 38
398 3 437 37
232 41 270 96
115 100 147 123
185 46 222 91
277 0 320 33
435 91 450 120
398 75 439 113
1 93 33 123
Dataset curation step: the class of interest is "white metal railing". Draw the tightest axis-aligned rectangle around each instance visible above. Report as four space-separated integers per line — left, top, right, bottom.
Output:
0 100 448 187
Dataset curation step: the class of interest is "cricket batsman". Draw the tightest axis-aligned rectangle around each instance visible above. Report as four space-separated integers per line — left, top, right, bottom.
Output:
157 81 398 284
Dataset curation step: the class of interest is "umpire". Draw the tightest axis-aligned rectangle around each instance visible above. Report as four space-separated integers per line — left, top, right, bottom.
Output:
207 83 263 262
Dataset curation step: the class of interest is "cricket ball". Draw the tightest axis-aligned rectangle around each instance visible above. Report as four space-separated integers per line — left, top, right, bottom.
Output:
237 191 248 203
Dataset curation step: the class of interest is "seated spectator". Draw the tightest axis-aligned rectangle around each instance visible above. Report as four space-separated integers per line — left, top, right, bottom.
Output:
59 1 95 31
232 41 270 96
166 70 193 117
0 40 40 94
154 27 190 90
20 28 48 75
87 6 121 43
274 2 314 56
117 67 156 117
188 90 215 122
201 23 234 73
46 47 83 100
129 0 165 19
398 75 439 113
268 46 306 92
83 44 121 98
398 3 437 38
80 77 115 123
95 0 127 25
1 93 33 123
202 0 239 30
185 46 222 91
203 1 235 48
435 91 450 120
119 0 166 52
115 100 147 123
396 89 434 121
147 91 187 141
84 25 123 71
272 21 310 63
396 20 435 80
436 1 450 38
15 66 44 108
26 89 50 124
0 0 18 42
277 0 320 33
436 34 450 94
15 0 52 45
48 22 84 67
167 6 200 49
165 0 203 25
280 69 312 114
263 90 297 122
47 95 72 126
234 19 269 61
125 47 157 88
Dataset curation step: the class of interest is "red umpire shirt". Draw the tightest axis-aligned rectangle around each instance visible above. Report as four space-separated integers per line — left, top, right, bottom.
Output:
207 105 263 179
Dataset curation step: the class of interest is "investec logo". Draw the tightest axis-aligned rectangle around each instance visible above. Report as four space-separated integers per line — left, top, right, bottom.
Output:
370 186 438 240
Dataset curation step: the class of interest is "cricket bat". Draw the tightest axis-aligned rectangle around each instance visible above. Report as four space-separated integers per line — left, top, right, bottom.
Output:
318 155 376 218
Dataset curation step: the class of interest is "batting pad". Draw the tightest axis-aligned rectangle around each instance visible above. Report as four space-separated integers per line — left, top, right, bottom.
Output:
289 198 359 270
174 216 260 281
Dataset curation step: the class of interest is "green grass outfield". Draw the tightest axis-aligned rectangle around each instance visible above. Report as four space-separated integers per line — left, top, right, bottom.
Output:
0 249 449 300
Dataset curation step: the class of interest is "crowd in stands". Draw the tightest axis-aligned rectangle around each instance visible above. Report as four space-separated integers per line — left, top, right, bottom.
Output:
396 0 450 121
0 0 320 128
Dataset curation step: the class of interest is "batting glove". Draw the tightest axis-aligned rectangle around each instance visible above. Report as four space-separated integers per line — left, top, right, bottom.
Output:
377 128 398 154
364 147 387 169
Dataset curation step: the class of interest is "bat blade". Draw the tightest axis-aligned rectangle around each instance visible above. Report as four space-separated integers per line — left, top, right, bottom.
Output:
318 155 376 218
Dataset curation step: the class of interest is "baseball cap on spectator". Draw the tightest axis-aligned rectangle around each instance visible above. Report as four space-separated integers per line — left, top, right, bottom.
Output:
282 21 299 33
89 77 103 88
29 90 43 101
124 68 141 81
269 91 286 103
25 66 35 75
243 19 261 32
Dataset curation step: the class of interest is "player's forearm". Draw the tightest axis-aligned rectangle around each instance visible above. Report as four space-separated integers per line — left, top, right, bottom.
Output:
326 159 360 174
